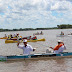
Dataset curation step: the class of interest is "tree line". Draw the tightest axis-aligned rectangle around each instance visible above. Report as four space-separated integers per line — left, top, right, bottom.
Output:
0 24 72 32
57 24 72 29
0 27 57 32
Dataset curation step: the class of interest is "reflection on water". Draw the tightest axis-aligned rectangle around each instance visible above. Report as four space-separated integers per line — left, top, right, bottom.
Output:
3 58 71 72
0 29 72 72
2 58 71 72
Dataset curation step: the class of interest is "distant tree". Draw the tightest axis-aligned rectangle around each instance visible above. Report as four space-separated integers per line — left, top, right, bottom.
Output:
57 24 72 29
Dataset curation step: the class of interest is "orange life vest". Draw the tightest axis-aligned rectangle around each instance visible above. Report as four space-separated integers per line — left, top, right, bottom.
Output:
54 43 63 50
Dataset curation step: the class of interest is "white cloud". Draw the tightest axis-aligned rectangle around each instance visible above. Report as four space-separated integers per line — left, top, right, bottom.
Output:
0 0 72 29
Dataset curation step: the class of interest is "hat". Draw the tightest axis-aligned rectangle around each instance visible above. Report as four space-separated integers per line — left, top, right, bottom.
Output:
57 40 63 42
23 39 27 42
17 33 19 35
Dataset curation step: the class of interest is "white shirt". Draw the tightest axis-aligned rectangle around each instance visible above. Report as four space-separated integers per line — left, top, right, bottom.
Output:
54 45 66 54
18 44 33 55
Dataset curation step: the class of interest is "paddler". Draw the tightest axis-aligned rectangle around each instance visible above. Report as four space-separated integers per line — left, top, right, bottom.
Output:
61 31 64 35
17 39 36 55
32 35 37 40
4 34 7 37
8 35 11 39
16 33 19 38
50 40 66 54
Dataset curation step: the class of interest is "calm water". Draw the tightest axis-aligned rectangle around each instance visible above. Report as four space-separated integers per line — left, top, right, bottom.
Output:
0 29 72 72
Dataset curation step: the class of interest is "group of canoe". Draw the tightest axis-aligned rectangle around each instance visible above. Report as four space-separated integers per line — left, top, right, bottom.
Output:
0 32 72 61
0 33 45 43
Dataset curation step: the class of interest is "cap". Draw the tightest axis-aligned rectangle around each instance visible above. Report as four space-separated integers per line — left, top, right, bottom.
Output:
34 48 36 50
57 40 63 42
23 39 27 42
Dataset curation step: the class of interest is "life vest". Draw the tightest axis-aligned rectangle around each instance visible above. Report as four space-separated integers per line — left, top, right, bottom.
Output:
16 35 19 38
32 36 37 40
54 44 63 50
8 35 11 39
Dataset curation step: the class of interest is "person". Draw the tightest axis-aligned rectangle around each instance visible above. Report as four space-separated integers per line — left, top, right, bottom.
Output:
27 36 31 40
16 33 19 38
8 35 11 39
13 34 16 37
50 40 66 54
61 31 64 35
37 32 39 34
40 31 43 34
10 34 13 38
17 39 36 55
4 34 7 37
32 35 37 40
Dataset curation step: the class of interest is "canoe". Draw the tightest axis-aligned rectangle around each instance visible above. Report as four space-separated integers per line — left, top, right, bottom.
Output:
0 37 18 39
0 37 17 39
56 35 67 37
0 37 8 39
0 52 72 61
33 33 43 35
0 36 22 39
5 38 45 43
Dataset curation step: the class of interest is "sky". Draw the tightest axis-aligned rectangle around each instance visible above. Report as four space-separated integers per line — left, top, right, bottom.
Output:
0 0 72 29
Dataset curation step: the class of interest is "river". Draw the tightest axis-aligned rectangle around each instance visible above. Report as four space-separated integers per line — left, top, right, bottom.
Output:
0 29 72 72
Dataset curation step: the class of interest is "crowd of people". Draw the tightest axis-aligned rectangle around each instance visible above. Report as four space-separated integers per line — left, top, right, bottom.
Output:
3 31 67 55
5 33 37 40
7 33 20 39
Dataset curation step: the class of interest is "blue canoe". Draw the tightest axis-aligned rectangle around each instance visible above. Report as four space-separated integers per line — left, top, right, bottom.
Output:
0 52 72 61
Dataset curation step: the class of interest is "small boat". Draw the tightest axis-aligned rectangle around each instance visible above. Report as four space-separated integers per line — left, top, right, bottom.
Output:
56 35 67 37
5 38 45 43
0 37 8 39
0 52 72 61
33 33 43 35
0 36 22 39
0 37 17 39
34 33 43 35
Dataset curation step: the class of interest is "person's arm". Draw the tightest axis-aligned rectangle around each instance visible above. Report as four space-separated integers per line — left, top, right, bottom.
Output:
29 45 36 51
50 47 54 49
50 45 59 51
17 42 23 49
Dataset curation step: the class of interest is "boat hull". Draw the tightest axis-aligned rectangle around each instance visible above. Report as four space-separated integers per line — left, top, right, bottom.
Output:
5 38 45 43
0 37 8 39
33 33 43 35
0 52 72 61
56 35 68 37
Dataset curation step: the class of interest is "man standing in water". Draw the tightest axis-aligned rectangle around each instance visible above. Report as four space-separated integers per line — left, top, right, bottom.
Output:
17 39 36 55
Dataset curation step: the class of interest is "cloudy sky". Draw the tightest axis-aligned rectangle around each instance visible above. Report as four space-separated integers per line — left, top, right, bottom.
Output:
0 0 72 29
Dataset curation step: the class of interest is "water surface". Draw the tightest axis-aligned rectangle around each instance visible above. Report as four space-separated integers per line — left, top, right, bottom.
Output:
0 29 72 72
